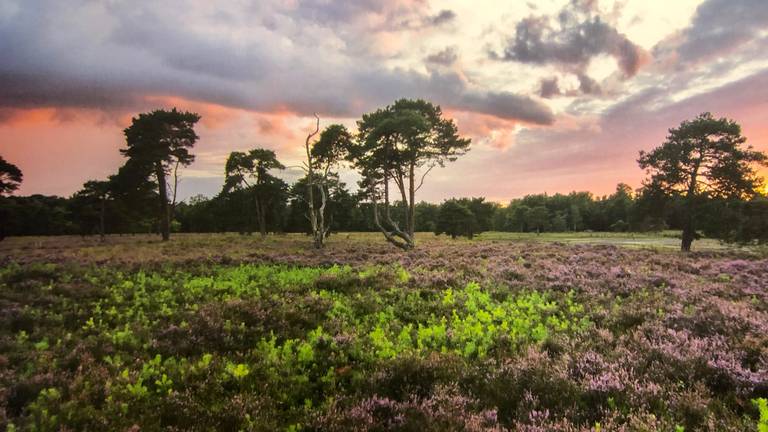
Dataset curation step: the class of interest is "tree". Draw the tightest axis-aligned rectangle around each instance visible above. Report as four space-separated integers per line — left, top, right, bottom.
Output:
551 211 568 232
71 180 111 240
638 112 767 251
301 118 353 248
415 201 440 232
349 99 471 250
435 199 476 239
459 197 497 233
606 183 634 225
121 108 200 241
699 195 768 245
526 205 550 233
224 148 286 238
0 155 24 241
108 159 159 234
0 155 23 196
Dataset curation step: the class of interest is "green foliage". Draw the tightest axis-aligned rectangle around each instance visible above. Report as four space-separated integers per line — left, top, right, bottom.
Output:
0 260 591 429
755 398 768 432
0 154 23 196
434 199 477 239
223 148 288 237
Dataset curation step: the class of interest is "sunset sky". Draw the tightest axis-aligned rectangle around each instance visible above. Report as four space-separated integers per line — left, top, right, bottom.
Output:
1 0 767 202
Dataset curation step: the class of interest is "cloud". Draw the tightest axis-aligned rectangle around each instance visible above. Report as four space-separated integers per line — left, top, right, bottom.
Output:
425 46 459 66
539 77 561 98
428 9 457 26
0 0 550 125
503 16 644 76
576 73 601 95
492 0 647 94
458 90 554 124
672 0 768 65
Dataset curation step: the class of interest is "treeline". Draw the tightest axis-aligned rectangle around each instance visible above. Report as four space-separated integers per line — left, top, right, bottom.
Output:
1 108 766 250
3 183 766 243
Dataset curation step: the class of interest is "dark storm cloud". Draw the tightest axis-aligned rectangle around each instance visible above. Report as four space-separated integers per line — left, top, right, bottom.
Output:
0 0 552 125
0 72 141 109
425 47 458 66
109 11 263 82
668 0 768 65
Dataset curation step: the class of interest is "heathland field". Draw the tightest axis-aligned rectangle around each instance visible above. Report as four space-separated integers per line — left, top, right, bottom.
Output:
1 233 767 431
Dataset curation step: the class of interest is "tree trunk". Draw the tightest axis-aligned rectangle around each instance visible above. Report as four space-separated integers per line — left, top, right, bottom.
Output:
681 220 694 252
155 163 170 241
304 114 323 249
408 162 415 241
373 194 412 251
256 197 267 239
681 196 695 252
681 158 701 252
306 179 320 248
380 172 413 250
314 183 327 249
99 198 105 241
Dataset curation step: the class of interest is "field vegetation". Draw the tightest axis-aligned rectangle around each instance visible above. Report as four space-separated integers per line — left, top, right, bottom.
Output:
1 234 767 430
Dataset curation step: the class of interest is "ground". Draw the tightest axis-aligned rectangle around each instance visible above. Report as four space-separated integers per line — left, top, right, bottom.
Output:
1 233 766 431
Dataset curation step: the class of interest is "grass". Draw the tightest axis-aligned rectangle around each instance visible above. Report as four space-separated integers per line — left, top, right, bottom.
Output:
0 231 756 266
476 230 733 250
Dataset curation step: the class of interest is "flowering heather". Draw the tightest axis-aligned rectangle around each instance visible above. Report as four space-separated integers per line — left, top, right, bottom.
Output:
0 234 766 430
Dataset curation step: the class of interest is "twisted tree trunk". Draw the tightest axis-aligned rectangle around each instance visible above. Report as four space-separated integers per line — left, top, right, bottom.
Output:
304 115 325 249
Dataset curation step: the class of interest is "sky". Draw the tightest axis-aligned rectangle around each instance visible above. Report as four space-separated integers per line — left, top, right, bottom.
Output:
1 0 767 203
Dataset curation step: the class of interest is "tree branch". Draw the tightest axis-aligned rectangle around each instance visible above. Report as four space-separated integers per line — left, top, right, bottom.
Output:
415 164 435 192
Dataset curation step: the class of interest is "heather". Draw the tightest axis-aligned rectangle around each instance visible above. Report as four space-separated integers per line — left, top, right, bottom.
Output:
1 235 767 430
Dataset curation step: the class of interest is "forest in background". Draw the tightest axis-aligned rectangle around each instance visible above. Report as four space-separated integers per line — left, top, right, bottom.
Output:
2 182 767 243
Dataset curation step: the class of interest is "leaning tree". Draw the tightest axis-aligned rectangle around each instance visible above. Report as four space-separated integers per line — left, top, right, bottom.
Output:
638 112 767 251
348 99 470 250
121 108 200 241
223 148 286 238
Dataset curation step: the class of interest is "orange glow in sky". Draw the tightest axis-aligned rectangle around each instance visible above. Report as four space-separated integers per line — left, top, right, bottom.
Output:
1 0 767 202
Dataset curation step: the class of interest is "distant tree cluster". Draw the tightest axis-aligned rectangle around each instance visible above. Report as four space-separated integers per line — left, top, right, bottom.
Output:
1 109 766 251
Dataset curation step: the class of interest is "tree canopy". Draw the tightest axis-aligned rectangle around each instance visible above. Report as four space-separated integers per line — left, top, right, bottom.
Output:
435 199 477 239
224 148 287 238
0 156 23 196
